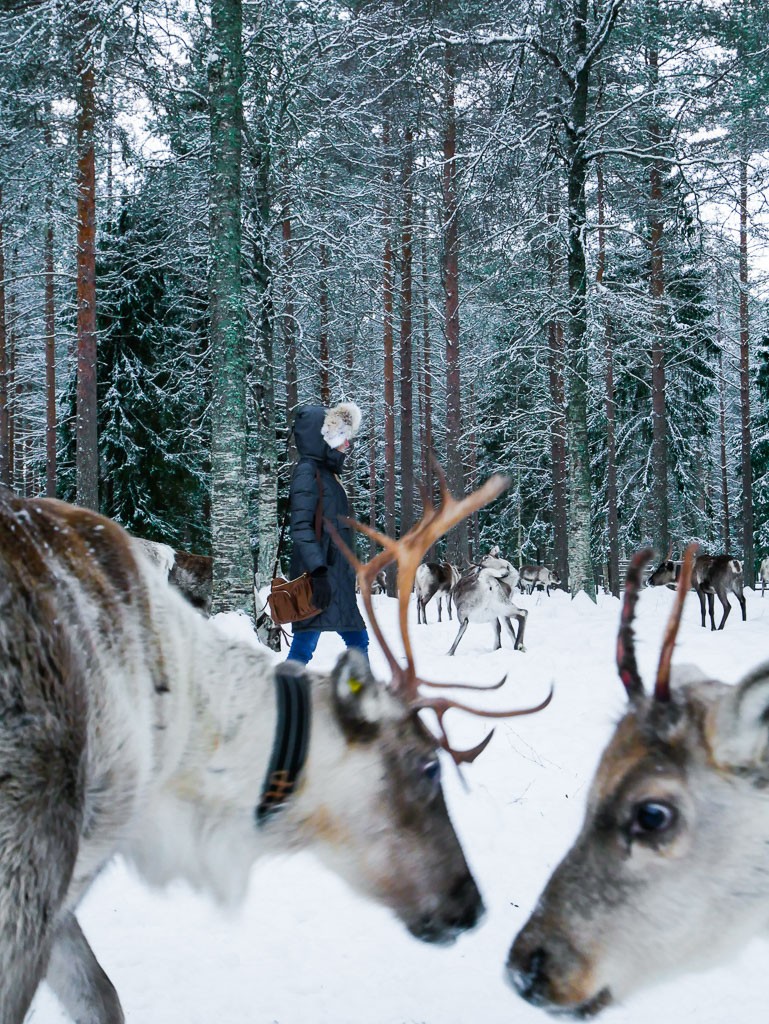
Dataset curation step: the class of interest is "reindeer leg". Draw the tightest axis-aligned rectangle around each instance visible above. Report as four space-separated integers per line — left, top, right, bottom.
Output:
707 592 717 630
437 596 443 623
738 591 747 621
1 793 86 1020
493 618 502 650
447 618 469 656
716 589 731 630
447 592 453 620
513 609 528 651
501 616 517 649
46 911 124 1024
697 588 707 628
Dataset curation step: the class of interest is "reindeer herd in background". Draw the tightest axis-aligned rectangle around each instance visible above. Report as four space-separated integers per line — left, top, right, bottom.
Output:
414 549 560 655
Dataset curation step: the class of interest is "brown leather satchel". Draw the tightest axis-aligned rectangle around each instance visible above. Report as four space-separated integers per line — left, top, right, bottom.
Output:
268 571 319 626
267 469 324 626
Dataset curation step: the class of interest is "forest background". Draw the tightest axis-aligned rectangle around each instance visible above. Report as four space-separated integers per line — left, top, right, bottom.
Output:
2 0 769 607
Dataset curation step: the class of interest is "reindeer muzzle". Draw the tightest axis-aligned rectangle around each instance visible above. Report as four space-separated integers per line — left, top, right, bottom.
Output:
506 934 612 1018
407 871 484 945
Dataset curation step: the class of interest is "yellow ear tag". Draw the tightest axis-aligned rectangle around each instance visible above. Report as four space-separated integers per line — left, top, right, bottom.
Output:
348 676 363 694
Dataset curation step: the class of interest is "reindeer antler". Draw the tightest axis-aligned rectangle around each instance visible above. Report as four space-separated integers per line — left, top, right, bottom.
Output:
616 548 652 701
327 460 553 764
655 542 697 702
617 543 697 704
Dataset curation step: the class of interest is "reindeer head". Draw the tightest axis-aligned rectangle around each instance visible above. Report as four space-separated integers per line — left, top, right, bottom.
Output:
647 557 677 587
299 464 552 945
508 545 769 1013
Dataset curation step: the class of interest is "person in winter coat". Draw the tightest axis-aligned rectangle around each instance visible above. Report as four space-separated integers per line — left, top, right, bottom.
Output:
286 401 369 664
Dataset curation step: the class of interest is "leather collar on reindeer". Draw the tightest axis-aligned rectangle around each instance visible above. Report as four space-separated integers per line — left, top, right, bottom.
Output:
256 664 312 824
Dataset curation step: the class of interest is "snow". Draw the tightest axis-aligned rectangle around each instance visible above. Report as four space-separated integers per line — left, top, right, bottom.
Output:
27 585 769 1024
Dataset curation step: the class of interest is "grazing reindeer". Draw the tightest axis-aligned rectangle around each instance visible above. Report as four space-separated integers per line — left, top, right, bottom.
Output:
356 568 387 595
134 538 283 652
415 561 460 623
508 546 769 1016
132 537 213 615
448 555 527 655
648 552 746 630
759 555 769 596
0 476 551 1024
518 564 560 597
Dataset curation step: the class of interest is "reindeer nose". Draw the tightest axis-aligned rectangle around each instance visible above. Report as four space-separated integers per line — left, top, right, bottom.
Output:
506 946 550 1006
507 934 611 1016
409 872 485 944
446 871 484 931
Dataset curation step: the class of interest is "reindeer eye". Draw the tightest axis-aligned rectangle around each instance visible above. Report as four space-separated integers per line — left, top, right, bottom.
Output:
631 801 677 836
422 759 441 784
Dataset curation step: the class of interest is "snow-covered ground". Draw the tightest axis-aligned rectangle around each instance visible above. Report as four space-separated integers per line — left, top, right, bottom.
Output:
28 584 769 1023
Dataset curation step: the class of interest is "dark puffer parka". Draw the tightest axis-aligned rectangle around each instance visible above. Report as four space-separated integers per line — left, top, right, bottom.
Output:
289 406 366 633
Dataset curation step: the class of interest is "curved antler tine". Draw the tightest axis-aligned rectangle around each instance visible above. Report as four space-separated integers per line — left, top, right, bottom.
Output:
616 548 653 702
413 687 553 764
343 518 401 556
655 542 697 702
416 674 507 692
439 729 495 766
412 687 554 722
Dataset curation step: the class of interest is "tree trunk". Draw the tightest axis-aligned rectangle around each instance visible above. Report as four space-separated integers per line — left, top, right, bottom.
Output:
399 127 415 534
382 118 397 593
420 225 437 559
719 342 731 551
208 0 252 613
647 45 669 558
75 16 99 510
319 243 330 405
248 126 278 589
596 153 619 594
441 44 467 563
0 189 8 487
546 196 569 589
368 389 378 560
44 122 57 497
739 153 754 581
564 6 595 599
282 201 298 415
8 271 16 491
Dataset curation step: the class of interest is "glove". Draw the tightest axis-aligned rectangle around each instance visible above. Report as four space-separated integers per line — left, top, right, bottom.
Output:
310 568 332 611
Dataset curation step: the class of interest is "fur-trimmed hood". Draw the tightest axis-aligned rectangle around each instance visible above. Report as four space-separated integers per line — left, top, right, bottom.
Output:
321 402 362 449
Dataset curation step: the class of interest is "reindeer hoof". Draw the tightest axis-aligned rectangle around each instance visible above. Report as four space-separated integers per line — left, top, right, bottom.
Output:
515 644 527 653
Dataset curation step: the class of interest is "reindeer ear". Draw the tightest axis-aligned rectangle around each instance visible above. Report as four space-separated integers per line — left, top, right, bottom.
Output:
331 649 383 741
709 662 769 771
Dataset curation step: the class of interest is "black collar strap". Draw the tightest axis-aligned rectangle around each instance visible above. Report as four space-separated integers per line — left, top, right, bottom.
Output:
256 664 312 825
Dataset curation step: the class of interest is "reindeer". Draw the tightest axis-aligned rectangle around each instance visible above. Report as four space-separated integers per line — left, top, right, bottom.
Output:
647 552 746 630
0 476 551 1024
134 538 286 651
518 565 560 597
448 555 527 656
759 555 769 596
507 545 769 1016
415 561 460 623
132 537 213 615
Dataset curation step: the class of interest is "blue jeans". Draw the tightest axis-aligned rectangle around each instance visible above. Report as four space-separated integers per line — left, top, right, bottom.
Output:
287 629 369 665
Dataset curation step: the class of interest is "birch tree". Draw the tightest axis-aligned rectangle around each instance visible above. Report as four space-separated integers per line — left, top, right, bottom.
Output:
208 0 252 612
